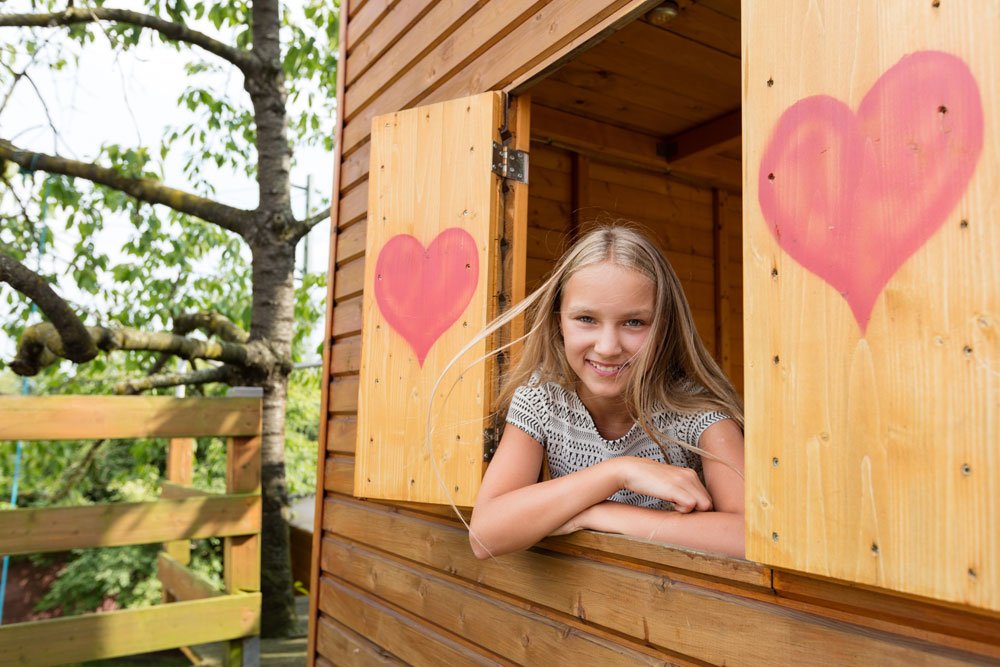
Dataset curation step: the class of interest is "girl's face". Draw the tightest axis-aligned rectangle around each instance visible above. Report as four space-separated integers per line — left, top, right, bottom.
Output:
559 262 656 408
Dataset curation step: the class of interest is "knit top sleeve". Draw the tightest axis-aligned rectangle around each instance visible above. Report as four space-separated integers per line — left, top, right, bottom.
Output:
504 383 549 446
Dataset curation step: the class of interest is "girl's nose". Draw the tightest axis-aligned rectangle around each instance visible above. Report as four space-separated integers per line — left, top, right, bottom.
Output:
593 326 623 356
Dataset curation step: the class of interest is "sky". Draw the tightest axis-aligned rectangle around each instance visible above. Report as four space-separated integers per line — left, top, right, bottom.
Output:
0 6 335 362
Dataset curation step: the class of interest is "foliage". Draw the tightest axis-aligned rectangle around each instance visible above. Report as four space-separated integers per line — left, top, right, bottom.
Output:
0 1 339 628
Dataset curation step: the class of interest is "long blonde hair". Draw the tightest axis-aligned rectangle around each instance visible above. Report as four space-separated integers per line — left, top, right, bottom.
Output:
498 225 743 462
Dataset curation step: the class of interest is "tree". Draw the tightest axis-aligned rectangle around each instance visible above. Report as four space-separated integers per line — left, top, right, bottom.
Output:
0 0 339 636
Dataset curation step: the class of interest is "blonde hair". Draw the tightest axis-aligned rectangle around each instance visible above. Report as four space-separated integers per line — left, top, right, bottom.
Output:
431 223 743 477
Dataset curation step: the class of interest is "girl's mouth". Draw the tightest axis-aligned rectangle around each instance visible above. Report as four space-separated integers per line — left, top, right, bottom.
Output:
586 360 628 377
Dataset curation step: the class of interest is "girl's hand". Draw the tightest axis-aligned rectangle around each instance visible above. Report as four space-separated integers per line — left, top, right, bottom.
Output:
616 457 713 513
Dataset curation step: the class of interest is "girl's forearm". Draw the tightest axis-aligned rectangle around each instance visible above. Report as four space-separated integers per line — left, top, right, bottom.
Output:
469 459 625 559
578 502 745 558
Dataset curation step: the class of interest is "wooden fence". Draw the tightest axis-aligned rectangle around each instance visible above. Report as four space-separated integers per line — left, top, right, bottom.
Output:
0 396 262 666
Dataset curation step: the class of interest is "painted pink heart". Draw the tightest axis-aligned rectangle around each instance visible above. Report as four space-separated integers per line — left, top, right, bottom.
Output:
374 228 479 366
758 50 983 331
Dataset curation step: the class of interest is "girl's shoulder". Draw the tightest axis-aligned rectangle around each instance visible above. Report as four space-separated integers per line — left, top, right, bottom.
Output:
651 406 731 447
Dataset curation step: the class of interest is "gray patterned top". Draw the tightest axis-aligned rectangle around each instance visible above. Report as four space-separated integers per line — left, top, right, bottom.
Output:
505 379 729 509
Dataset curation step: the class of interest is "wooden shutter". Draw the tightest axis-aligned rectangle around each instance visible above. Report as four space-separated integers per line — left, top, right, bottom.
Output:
355 91 510 506
743 2 999 612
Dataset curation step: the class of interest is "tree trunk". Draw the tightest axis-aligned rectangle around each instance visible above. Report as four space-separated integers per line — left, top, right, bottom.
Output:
250 238 298 637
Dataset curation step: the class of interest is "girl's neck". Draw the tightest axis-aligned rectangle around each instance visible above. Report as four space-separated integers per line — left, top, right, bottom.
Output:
576 386 634 440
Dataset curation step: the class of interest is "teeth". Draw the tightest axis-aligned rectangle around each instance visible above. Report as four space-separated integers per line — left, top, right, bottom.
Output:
589 361 624 372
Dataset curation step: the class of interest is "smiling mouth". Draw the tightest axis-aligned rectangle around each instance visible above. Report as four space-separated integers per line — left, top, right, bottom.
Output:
586 360 629 377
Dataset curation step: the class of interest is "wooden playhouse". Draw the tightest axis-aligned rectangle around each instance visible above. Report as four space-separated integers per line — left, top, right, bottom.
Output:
308 1 1000 664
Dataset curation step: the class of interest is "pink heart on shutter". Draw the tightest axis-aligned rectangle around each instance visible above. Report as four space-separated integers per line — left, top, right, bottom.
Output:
374 228 479 366
758 50 983 331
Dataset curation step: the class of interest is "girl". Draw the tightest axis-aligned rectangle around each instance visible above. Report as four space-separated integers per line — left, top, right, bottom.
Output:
467 225 745 559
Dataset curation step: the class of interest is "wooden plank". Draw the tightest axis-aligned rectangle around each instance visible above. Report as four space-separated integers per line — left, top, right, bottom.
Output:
157 551 222 601
319 576 508 666
332 295 364 338
659 2 740 57
548 529 770 589
331 336 362 375
0 495 261 556
538 59 717 126
344 0 486 120
315 615 407 666
345 0 437 86
225 436 261 594
341 142 371 192
321 536 696 666
327 415 358 454
324 456 356 496
329 375 360 414
336 219 368 264
772 569 1000 660
0 397 261 441
160 481 213 499
529 142 573 172
743 1 1000 612
527 167 571 204
338 180 369 226
527 197 573 233
340 0 546 151
713 190 734 378
431 0 654 111
588 22 740 108
346 0 399 53
323 497 995 665
527 76 693 137
0 594 259 666
334 256 366 301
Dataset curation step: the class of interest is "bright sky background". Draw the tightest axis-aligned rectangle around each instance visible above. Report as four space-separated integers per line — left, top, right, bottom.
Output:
1 6 335 362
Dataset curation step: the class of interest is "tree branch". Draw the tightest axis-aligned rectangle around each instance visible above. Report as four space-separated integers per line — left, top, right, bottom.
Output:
287 208 331 243
0 139 252 235
173 311 249 343
0 7 257 73
11 322 256 376
114 364 232 395
0 250 97 363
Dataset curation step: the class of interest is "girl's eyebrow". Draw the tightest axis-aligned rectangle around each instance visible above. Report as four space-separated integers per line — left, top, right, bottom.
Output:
563 306 653 319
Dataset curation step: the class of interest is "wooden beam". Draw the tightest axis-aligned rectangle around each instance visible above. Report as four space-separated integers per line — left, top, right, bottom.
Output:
161 481 214 499
532 104 669 173
0 495 261 556
660 109 741 164
0 396 261 441
157 551 222 601
0 593 259 666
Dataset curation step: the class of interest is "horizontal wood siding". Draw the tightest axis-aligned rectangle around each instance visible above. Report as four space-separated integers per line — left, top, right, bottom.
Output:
312 0 997 663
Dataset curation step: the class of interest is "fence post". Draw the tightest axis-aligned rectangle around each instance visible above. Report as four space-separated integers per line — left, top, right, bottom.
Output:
224 434 262 666
163 438 195 574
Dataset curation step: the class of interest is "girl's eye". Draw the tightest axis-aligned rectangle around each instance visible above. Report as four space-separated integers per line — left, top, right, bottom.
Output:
576 315 595 324
624 319 645 327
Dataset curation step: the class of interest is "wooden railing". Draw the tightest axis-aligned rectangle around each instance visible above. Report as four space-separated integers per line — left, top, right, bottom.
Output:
0 396 263 666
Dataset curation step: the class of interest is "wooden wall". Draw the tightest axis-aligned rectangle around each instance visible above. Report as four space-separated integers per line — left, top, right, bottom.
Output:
310 1 1000 664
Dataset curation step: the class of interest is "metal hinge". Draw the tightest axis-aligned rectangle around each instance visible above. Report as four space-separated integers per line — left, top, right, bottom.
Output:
491 142 529 184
